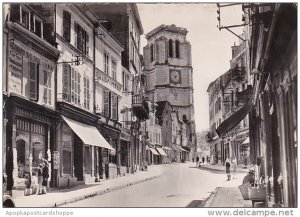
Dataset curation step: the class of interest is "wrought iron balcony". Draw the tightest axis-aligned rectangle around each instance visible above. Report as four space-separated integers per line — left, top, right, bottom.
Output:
132 94 149 121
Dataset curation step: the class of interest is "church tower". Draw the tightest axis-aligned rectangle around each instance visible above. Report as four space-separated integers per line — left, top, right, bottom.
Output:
143 24 194 123
143 24 196 152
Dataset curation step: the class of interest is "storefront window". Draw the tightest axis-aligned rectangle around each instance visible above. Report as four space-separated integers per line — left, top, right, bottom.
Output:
32 141 43 167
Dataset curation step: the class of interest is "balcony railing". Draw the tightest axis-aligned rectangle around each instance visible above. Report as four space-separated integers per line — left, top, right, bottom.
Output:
132 94 149 121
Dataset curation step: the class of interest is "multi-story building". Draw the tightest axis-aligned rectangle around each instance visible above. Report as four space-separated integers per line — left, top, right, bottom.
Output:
89 3 149 173
143 24 196 160
207 76 224 164
3 3 60 192
216 3 297 207
94 20 124 178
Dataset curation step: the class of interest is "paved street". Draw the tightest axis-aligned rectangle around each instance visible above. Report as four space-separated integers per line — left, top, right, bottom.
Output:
62 162 246 207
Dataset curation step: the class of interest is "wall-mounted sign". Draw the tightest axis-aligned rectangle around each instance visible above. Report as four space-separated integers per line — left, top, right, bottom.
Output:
53 151 60 169
8 49 23 94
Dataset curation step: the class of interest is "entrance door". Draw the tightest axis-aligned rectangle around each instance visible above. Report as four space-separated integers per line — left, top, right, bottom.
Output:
74 135 83 181
16 139 26 178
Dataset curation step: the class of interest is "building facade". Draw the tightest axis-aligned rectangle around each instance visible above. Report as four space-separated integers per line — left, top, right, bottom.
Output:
143 24 196 160
89 3 149 173
3 3 60 192
216 3 297 207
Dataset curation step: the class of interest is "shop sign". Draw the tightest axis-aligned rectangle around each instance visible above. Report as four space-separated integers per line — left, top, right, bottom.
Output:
62 141 71 149
53 151 60 169
15 107 51 123
8 49 23 94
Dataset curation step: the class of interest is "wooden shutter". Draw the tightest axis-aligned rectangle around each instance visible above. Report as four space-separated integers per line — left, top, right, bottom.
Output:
85 32 89 56
63 64 71 101
63 11 71 42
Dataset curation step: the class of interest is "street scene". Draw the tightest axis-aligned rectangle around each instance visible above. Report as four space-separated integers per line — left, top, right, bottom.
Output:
2 2 297 209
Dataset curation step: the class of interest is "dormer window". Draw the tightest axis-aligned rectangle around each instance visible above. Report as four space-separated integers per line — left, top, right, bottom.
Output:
20 5 30 29
18 5 43 38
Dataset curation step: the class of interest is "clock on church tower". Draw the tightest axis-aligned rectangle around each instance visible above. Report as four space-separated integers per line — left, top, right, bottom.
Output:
170 70 181 84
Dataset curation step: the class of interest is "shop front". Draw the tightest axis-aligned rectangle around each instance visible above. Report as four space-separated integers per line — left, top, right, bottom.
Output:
5 98 57 193
56 116 115 188
120 129 131 175
97 121 121 179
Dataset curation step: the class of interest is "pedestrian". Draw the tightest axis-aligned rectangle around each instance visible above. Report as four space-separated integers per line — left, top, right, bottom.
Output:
206 156 209 165
42 158 49 194
196 156 199 167
243 169 255 186
225 158 231 181
192 157 194 163
202 156 205 164
231 157 237 179
36 163 44 195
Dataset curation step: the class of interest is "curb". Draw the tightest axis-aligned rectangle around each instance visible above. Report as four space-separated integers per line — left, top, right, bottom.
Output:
203 187 220 207
44 173 161 207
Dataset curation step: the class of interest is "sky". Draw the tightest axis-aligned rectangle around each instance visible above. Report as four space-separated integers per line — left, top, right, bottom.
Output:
137 3 244 132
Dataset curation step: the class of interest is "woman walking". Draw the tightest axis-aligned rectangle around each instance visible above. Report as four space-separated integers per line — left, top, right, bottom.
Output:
225 158 231 181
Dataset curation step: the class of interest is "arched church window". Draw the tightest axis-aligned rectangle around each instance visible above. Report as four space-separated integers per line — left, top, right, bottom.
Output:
168 39 173 57
175 40 180 58
150 44 154 62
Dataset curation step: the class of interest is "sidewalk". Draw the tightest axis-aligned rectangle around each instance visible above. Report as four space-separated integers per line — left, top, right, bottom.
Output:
199 164 252 207
13 165 162 207
200 163 249 173
205 187 252 207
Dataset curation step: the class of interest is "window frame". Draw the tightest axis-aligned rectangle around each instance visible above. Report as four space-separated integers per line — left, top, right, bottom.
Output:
111 59 117 80
63 10 71 42
29 61 38 101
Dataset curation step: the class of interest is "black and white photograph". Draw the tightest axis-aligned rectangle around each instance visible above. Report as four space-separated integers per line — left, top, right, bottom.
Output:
1 1 298 211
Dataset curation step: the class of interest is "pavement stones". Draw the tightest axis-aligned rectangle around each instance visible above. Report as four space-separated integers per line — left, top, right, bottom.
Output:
13 165 162 207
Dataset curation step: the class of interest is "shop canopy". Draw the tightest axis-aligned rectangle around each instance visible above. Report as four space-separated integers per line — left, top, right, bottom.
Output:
180 147 188 152
162 146 172 150
156 147 167 156
62 116 115 151
149 148 160 155
216 99 254 137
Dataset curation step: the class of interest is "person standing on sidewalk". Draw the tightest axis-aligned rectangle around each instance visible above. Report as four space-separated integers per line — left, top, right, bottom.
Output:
36 163 44 195
231 157 237 179
196 156 199 167
225 158 231 181
42 158 49 194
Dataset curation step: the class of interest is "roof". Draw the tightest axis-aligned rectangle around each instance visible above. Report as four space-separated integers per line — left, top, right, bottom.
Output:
145 24 188 40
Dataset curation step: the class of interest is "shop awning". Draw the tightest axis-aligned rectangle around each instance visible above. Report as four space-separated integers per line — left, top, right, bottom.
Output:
62 116 115 151
216 99 254 137
156 147 167 156
242 137 250 144
180 147 188 152
162 146 172 150
150 148 160 155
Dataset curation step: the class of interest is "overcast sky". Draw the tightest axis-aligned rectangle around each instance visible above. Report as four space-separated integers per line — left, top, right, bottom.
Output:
137 3 244 132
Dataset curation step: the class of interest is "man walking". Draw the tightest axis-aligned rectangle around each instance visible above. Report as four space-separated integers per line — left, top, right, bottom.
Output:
196 156 199 167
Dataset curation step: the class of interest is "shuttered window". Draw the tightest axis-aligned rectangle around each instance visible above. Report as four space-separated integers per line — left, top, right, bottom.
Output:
104 91 110 117
63 10 71 42
42 69 52 105
63 64 71 101
71 69 80 105
83 76 90 110
111 94 118 120
74 22 89 56
29 62 38 100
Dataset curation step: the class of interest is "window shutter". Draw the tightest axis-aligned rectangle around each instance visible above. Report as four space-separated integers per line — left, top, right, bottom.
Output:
63 11 71 42
74 22 78 48
86 32 89 56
